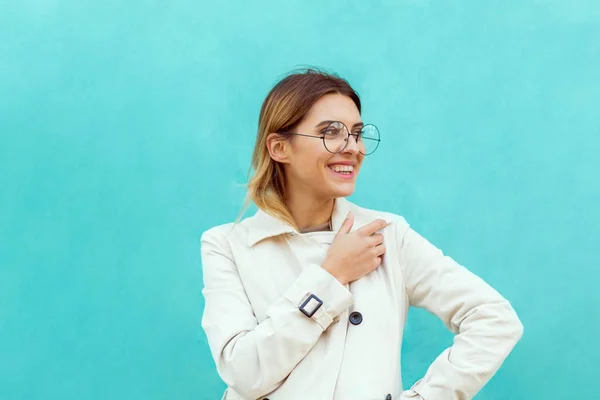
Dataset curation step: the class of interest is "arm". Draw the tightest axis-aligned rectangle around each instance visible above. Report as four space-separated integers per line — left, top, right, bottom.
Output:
396 224 523 400
200 227 353 399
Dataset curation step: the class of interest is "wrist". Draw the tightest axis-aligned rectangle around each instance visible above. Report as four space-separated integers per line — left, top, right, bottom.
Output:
322 261 348 285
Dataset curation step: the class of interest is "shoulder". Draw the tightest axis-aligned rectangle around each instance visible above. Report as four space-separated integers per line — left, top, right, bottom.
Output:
200 215 257 248
201 222 234 243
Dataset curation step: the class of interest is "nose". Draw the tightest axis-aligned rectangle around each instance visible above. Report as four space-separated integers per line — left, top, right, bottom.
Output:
341 133 360 154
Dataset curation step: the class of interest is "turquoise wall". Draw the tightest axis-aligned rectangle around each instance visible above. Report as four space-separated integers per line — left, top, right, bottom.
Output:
1 1 599 399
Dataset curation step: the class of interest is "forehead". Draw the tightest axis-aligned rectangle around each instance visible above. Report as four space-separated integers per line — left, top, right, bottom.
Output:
303 93 361 124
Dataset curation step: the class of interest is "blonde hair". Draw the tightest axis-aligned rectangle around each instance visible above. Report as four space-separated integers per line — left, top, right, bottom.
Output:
238 68 361 229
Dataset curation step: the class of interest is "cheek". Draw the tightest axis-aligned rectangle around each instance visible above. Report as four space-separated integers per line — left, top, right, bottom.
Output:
290 142 330 173
300 152 330 179
356 154 365 170
314 149 333 173
289 154 330 185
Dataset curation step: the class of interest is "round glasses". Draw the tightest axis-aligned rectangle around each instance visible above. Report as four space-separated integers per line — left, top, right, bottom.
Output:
287 121 380 155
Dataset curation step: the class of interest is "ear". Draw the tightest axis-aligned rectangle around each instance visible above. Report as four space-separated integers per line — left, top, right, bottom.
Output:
266 133 291 164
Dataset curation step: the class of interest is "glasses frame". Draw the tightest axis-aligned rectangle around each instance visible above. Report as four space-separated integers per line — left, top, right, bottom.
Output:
285 121 381 155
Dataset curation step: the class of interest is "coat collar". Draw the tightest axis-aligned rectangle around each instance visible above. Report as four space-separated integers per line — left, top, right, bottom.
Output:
246 197 354 247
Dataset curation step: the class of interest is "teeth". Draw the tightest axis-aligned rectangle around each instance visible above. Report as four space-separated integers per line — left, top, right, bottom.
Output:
328 164 354 173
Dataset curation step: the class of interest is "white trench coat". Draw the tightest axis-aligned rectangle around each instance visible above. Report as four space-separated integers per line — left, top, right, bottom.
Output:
200 197 523 400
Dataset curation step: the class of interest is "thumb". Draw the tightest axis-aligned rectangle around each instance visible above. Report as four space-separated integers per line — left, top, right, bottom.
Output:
335 211 354 238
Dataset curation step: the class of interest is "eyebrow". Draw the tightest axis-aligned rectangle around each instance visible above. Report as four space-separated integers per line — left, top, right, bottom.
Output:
315 120 364 129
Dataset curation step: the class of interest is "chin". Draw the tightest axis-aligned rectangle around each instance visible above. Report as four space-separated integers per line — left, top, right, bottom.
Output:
330 184 356 198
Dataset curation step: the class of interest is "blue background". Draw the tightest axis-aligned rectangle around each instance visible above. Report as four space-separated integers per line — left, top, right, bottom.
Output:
1 1 599 399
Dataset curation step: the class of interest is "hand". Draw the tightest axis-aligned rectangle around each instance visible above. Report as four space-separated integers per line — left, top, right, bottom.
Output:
322 212 388 285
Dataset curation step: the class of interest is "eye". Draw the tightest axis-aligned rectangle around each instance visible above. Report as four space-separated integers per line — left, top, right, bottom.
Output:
321 127 343 137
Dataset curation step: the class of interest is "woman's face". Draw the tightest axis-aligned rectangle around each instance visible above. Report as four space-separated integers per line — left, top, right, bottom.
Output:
271 93 365 201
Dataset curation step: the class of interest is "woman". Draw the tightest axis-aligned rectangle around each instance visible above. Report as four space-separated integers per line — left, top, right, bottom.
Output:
201 69 523 400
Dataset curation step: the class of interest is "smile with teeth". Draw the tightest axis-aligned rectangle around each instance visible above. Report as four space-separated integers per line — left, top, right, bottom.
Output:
328 164 354 174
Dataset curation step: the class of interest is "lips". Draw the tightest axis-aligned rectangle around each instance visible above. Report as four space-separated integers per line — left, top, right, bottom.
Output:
327 164 354 174
327 163 356 180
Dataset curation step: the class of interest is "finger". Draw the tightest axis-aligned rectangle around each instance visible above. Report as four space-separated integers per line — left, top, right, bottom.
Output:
373 244 386 257
372 255 383 269
367 233 384 247
335 211 354 239
356 219 388 236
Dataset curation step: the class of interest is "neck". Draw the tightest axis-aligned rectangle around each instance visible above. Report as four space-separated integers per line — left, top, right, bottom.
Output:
285 191 335 232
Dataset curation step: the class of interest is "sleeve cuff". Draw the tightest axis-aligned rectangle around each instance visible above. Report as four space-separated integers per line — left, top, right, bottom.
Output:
283 264 354 330
401 379 434 399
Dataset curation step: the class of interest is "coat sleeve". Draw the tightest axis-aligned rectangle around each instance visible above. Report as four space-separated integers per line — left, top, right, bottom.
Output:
395 222 523 400
200 226 354 399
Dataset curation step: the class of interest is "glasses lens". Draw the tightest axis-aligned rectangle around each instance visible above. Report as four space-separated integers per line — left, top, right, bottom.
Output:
323 122 348 153
359 124 380 155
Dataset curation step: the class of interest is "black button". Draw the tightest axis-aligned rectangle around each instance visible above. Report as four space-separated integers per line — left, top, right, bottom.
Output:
385 394 392 400
349 311 363 325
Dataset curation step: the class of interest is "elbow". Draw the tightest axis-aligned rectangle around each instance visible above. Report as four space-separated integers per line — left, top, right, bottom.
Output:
491 299 524 343
507 307 524 343
226 380 269 400
215 348 275 400
465 299 524 349
217 362 270 400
